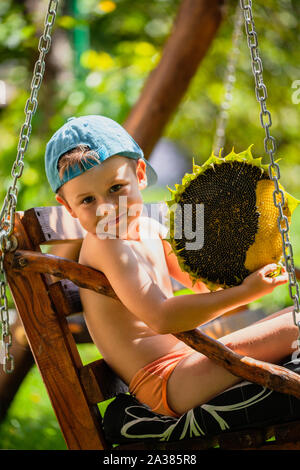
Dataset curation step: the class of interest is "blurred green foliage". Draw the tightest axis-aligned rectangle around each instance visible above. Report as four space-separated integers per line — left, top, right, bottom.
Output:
0 343 101 449
0 0 299 211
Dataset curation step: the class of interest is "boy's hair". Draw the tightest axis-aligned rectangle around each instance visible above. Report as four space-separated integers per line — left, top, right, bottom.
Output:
57 145 137 198
57 145 99 198
58 145 100 181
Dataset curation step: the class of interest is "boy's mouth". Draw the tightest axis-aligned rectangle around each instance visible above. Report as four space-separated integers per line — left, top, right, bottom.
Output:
106 212 127 226
114 214 121 225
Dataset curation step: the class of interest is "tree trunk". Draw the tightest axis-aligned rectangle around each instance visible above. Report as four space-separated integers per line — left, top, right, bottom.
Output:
0 315 33 422
124 0 225 157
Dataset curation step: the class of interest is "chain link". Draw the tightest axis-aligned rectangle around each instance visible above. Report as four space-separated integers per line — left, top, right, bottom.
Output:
214 5 243 155
240 0 300 346
0 0 59 373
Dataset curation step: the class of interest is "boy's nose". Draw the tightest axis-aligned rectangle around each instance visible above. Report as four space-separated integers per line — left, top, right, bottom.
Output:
95 200 118 218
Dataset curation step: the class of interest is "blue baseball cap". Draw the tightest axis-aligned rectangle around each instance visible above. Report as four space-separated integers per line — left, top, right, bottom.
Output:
45 115 158 193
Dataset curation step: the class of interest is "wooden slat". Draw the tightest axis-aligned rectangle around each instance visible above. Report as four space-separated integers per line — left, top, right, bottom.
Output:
253 441 300 450
218 428 265 449
272 420 300 445
216 421 300 450
49 280 83 316
117 421 300 450
22 206 87 245
118 436 216 451
80 359 128 404
20 203 169 245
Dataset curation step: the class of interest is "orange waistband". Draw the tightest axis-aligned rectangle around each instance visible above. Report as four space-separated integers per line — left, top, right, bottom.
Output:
129 346 193 417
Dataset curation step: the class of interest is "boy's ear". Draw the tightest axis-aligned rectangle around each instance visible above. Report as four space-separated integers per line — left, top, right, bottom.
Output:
136 159 147 190
55 194 77 218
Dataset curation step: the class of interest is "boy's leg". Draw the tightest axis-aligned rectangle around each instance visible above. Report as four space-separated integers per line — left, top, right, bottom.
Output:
167 307 297 416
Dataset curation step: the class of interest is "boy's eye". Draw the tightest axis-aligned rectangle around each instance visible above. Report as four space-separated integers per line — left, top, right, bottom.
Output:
109 184 123 193
81 196 95 205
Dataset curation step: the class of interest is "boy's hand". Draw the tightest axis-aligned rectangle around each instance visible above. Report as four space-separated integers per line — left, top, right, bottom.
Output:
241 263 288 302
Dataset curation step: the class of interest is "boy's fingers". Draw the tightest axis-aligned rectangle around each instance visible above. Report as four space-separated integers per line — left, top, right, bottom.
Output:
266 263 278 270
261 264 288 283
272 273 288 284
261 264 278 275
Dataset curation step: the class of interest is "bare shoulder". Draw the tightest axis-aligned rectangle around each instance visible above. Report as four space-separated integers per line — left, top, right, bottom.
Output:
78 219 168 330
79 215 166 269
79 231 126 272
139 215 168 241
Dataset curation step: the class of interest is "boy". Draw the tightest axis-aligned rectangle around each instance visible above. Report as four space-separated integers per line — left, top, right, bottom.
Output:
45 115 297 418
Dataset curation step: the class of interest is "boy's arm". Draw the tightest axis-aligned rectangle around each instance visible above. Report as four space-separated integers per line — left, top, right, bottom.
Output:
161 239 213 294
86 236 254 334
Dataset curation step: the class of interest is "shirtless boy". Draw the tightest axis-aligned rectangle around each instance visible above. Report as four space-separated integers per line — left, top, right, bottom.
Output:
45 115 298 418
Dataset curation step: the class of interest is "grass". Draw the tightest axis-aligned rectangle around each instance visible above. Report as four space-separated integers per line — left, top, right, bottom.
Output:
0 192 299 449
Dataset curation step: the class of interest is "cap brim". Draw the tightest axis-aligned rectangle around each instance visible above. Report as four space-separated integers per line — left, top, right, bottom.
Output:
145 160 158 187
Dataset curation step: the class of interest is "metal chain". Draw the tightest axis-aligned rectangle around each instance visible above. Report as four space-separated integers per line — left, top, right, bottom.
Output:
0 0 59 373
240 0 300 346
213 4 243 156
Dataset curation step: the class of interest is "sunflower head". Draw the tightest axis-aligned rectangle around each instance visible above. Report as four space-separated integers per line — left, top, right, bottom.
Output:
165 146 300 291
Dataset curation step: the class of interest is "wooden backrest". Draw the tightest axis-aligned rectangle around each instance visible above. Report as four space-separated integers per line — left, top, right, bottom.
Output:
4 204 168 450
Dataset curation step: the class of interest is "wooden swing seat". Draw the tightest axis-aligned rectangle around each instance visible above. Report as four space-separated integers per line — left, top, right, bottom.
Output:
3 204 300 450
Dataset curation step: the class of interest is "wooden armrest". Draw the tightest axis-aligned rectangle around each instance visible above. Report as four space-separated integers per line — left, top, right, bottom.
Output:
7 249 300 400
7 249 117 299
175 330 300 400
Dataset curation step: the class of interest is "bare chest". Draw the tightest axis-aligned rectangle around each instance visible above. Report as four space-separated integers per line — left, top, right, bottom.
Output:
80 218 173 299
128 236 173 298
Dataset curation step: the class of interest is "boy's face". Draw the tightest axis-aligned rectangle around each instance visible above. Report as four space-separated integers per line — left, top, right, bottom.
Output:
56 156 147 239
